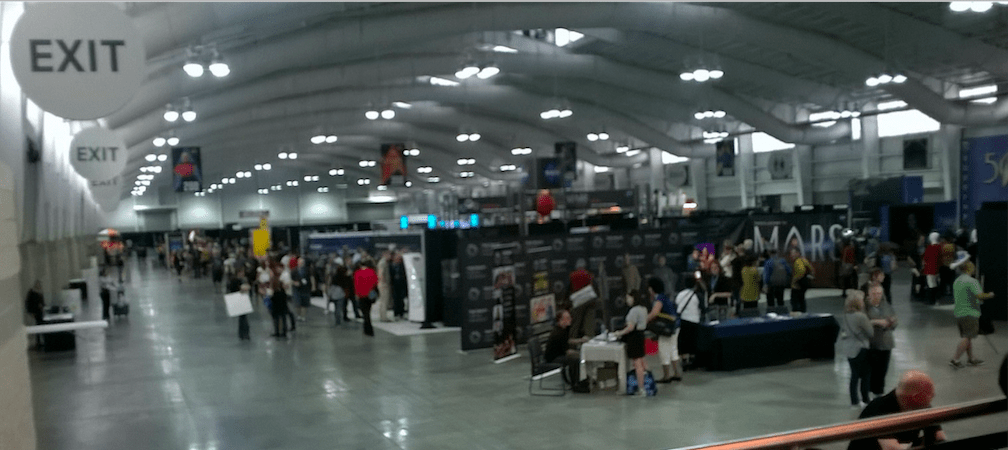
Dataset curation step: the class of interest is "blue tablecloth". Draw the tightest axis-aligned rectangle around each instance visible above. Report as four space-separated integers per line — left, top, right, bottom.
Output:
696 314 839 371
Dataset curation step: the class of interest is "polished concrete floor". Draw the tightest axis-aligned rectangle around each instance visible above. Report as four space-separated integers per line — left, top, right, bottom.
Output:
29 257 1007 450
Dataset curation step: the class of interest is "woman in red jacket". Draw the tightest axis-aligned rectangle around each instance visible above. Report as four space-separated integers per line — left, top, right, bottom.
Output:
921 232 942 305
354 260 379 336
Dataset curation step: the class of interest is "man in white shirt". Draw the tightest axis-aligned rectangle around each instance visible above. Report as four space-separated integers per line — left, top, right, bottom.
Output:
674 282 703 366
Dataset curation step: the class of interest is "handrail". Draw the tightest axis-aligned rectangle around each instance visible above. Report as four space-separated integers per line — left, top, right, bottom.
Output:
672 397 1007 450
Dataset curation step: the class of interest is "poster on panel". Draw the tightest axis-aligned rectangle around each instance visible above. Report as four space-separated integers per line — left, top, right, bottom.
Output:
172 147 203 192
960 135 1008 228
716 140 735 177
380 143 407 186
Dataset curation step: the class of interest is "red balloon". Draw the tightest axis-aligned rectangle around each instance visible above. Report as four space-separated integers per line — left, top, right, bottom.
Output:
536 191 555 217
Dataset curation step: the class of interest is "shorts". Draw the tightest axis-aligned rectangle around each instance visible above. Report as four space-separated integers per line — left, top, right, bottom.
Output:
658 330 681 365
624 330 646 359
957 316 979 339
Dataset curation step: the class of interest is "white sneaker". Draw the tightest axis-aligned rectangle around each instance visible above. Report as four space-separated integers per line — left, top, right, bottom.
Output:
635 390 647 398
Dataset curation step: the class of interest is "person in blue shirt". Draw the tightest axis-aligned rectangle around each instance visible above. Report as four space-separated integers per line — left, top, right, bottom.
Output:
762 249 792 309
646 277 683 383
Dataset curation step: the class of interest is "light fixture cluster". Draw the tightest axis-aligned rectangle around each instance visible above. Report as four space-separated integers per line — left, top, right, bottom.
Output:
949 1 1005 12
357 178 371 185
139 165 163 174
328 168 345 176
456 131 481 142
625 149 641 157
144 154 169 162
270 184 283 191
152 134 179 148
194 192 207 197
511 147 533 155
454 61 500 80
405 181 413 188
365 106 395 120
303 175 320 182
182 45 230 78
235 170 252 179
540 105 573 120
679 68 724 82
359 160 377 167
207 183 223 194
417 166 433 174
586 131 610 141
132 171 156 196
500 164 517 172
257 189 269 195
459 171 475 178
285 180 300 187
809 110 862 128
317 187 330 193
404 147 420 156
254 163 272 171
615 145 630 153
278 151 298 160
429 76 460 87
220 177 237 184
427 177 441 183
377 185 388 191
865 73 907 87
457 158 477 166
310 134 338 144
163 99 196 123
703 131 730 144
694 110 727 120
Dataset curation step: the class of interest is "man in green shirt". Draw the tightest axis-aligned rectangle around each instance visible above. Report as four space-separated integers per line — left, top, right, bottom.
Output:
949 259 993 368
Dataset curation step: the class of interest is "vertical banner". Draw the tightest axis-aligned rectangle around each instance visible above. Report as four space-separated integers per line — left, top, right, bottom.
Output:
960 135 1008 228
555 141 577 187
716 140 735 177
252 216 270 257
492 248 517 361
380 143 407 186
172 147 203 192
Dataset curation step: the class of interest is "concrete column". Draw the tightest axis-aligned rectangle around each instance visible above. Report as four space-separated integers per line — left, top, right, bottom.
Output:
737 135 754 208
794 145 813 205
937 124 961 201
648 147 663 194
690 157 708 207
860 115 881 179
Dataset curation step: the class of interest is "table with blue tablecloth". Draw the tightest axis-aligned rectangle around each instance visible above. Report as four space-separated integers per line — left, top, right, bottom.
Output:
695 314 839 371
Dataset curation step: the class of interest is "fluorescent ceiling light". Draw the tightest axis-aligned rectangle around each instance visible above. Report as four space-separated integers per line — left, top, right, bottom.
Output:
661 151 689 164
877 100 907 111
163 110 179 122
181 110 196 122
311 135 326 144
492 45 518 53
477 66 500 79
625 149 641 157
959 84 997 98
429 76 459 87
208 61 230 77
145 154 157 162
971 96 997 104
183 62 204 78
365 110 379 120
166 137 179 146
751 132 795 153
593 166 610 173
393 102 412 109
325 135 337 143
158 154 168 162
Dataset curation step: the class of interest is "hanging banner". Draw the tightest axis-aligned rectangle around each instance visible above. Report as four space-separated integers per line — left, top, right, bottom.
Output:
252 216 270 257
555 141 577 186
960 135 1008 228
716 140 736 177
380 143 407 186
172 147 203 192
70 127 127 181
491 253 517 361
9 3 145 120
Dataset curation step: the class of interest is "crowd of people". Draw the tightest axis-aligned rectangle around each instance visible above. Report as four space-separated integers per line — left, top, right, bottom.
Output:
154 237 414 340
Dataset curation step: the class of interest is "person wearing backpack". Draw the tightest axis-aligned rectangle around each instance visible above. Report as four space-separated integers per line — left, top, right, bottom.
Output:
763 249 792 309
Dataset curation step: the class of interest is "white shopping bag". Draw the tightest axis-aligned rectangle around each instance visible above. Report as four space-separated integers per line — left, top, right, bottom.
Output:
223 292 253 317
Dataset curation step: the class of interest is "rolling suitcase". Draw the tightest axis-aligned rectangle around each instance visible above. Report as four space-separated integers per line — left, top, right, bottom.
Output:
113 286 129 318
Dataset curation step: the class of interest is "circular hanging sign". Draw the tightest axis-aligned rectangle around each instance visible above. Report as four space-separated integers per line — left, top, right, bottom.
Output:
70 127 128 181
90 176 122 213
9 3 145 120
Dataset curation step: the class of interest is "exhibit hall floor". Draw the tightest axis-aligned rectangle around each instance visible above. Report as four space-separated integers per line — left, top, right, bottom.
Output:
29 257 1007 450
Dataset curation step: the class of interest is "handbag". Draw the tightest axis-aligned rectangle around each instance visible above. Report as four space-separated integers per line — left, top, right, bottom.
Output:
647 292 694 337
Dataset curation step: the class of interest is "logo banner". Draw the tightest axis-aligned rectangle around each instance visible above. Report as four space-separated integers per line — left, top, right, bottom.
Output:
960 135 1008 228
172 147 202 192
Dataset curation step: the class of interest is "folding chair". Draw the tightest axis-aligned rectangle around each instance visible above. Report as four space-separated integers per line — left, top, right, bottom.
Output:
527 335 566 396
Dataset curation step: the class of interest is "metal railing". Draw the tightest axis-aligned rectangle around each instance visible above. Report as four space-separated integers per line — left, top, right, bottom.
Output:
672 397 1006 450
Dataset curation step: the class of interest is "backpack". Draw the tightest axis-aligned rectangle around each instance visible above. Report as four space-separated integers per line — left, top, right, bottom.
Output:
626 370 658 396
769 258 790 287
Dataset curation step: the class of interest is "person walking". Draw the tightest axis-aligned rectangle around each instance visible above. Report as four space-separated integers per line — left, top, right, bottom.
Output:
376 251 393 322
391 252 408 320
790 247 814 313
293 258 311 322
763 249 792 309
227 272 252 341
354 260 379 336
268 276 290 339
949 254 992 368
838 291 873 408
326 262 347 326
336 258 359 321
865 284 897 397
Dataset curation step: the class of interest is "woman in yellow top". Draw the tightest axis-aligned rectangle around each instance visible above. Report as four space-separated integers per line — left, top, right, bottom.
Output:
790 247 814 313
739 256 761 312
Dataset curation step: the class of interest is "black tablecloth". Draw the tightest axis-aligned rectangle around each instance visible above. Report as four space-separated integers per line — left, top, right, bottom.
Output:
695 314 839 371
41 314 76 352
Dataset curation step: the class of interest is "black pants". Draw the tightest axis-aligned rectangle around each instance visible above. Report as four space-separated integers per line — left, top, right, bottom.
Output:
345 297 362 320
882 274 893 304
392 285 407 317
551 354 581 386
790 288 807 313
359 296 374 336
868 348 891 395
272 309 288 337
848 349 871 405
767 287 786 307
238 314 250 340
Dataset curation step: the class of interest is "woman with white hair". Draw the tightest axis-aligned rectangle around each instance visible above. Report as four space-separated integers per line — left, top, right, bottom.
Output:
837 291 874 408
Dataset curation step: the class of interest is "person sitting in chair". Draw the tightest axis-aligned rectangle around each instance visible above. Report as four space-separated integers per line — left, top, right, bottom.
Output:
544 309 590 391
